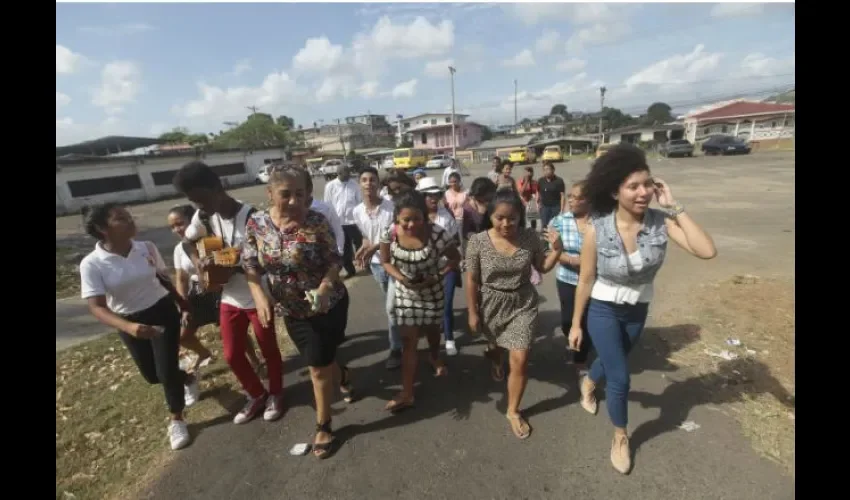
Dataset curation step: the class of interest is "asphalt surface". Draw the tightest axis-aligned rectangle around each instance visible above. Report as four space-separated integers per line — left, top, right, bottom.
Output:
138 272 792 500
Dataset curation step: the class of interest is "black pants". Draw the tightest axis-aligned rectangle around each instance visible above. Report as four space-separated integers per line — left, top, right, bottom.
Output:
119 295 187 414
342 224 363 275
556 280 593 364
540 205 560 229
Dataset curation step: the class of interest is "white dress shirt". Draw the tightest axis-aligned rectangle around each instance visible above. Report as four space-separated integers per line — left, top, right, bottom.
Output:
353 199 395 265
323 178 362 226
310 199 345 255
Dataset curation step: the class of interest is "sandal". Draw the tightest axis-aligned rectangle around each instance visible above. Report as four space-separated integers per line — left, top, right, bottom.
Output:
339 365 356 403
312 419 336 459
506 413 531 439
385 395 415 414
485 347 504 382
429 357 448 377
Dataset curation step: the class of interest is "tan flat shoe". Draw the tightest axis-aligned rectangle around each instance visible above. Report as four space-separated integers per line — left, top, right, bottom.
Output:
611 433 632 474
580 376 598 415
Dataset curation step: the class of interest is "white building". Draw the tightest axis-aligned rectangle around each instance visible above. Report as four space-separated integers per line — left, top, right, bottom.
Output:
56 143 287 215
683 100 795 143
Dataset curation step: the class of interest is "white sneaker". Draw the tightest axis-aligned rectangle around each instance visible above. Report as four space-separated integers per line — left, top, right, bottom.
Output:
233 395 266 424
184 377 200 407
445 340 458 356
263 394 283 422
168 420 191 450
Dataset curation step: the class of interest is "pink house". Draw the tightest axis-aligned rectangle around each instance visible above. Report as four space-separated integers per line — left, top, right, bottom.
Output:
411 122 483 153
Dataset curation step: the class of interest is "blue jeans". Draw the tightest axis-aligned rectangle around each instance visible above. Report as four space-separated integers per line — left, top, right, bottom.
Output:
540 205 560 228
443 269 460 341
371 262 402 351
586 298 649 428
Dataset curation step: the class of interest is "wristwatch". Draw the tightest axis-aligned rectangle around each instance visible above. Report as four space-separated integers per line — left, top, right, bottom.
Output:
667 203 685 217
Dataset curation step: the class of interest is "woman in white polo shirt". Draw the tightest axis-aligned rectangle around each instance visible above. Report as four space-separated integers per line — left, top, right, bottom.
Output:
79 203 200 451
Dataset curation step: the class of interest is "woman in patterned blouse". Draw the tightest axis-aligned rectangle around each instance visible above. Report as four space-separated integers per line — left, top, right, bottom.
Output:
242 165 352 460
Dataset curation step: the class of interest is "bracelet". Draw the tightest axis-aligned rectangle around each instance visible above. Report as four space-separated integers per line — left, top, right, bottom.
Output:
667 203 685 217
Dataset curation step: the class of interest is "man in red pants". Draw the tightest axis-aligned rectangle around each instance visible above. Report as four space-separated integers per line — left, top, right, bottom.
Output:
174 161 283 424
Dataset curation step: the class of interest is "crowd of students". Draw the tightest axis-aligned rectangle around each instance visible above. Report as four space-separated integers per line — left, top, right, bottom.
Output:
77 144 716 473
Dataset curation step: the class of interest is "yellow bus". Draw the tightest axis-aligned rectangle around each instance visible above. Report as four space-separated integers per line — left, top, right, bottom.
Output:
393 148 429 170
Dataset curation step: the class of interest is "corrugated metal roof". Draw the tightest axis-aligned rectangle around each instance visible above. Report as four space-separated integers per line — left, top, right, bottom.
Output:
468 135 536 150
688 101 795 120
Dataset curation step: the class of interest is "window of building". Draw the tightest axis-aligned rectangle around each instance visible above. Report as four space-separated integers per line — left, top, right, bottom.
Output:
703 127 710 135
721 125 728 133
462 128 467 138
421 133 427 144
151 169 179 186
445 117 451 123
431 119 437 125
68 174 143 198
209 162 247 177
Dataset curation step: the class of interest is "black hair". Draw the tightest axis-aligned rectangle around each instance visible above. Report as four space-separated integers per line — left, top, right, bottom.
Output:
481 190 526 231
384 169 416 189
448 172 461 182
584 143 650 215
81 202 120 241
392 191 428 221
172 161 222 194
168 204 196 220
468 177 497 200
359 166 380 179
542 160 555 169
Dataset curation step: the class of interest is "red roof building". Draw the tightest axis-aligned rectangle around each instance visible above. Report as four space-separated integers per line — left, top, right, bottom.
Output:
683 100 795 143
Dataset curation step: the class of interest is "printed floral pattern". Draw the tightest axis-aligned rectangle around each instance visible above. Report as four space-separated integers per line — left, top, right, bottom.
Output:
242 209 345 319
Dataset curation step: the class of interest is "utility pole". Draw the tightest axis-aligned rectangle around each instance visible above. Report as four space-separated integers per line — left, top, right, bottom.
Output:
514 79 518 130
336 118 347 157
598 86 607 145
449 66 457 159
246 105 259 116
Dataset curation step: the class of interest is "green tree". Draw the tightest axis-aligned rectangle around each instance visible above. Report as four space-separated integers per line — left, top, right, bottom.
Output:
213 114 293 150
276 115 295 129
549 103 571 120
643 102 674 125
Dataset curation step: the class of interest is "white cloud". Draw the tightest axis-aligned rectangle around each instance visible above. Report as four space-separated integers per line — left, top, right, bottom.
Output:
292 37 344 73
92 61 142 114
535 30 560 53
424 59 455 78
556 58 587 72
230 59 252 77
502 49 535 68
56 45 83 75
391 79 418 99
358 81 380 99
352 16 454 71
566 22 631 51
78 23 155 36
624 45 722 92
737 52 795 78
710 3 765 19
510 3 621 26
173 70 302 123
56 91 71 109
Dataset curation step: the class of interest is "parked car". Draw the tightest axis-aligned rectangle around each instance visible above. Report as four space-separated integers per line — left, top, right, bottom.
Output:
659 139 695 158
426 154 451 170
509 147 536 165
595 143 615 159
701 135 751 156
321 159 346 180
542 145 564 162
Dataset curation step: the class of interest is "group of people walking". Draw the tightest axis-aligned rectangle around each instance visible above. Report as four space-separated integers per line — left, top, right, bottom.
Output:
77 143 716 473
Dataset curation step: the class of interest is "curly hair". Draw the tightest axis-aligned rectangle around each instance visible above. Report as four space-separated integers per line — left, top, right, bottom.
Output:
392 191 428 221
584 143 650 215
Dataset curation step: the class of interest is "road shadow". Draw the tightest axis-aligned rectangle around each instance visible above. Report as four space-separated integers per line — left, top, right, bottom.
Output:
628 355 795 460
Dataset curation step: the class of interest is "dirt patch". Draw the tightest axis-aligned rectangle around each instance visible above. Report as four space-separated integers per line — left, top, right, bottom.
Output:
652 276 795 475
57 247 83 299
56 322 297 500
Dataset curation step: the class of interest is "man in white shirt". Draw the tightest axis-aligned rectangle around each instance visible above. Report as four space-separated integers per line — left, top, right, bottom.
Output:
323 164 363 277
296 167 346 255
352 166 401 370
173 161 284 425
440 157 462 189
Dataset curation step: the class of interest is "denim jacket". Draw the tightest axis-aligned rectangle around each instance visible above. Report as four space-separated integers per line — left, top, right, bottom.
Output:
593 208 668 287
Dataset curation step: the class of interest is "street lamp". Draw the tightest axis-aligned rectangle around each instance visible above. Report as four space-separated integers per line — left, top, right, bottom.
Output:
449 65 457 160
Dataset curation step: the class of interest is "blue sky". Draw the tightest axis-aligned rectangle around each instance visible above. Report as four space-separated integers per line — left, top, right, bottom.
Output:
55 1 795 146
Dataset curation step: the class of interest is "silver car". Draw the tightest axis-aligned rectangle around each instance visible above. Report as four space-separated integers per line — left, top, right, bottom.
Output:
660 139 694 158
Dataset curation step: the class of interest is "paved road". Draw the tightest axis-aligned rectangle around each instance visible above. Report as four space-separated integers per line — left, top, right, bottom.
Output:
138 270 792 500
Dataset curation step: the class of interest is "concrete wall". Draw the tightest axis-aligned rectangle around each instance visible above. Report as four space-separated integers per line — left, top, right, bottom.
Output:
55 148 286 215
411 124 482 151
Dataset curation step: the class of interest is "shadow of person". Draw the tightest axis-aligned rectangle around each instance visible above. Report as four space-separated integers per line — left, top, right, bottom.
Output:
628 356 795 461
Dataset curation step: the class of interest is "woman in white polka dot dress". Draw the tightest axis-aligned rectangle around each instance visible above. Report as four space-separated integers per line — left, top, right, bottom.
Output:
379 192 461 412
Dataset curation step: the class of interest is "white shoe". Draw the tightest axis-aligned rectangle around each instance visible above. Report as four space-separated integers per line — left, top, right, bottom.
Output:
168 420 191 450
445 341 458 356
263 394 283 422
233 395 266 424
184 377 200 407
